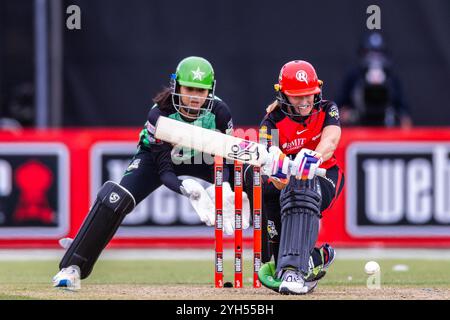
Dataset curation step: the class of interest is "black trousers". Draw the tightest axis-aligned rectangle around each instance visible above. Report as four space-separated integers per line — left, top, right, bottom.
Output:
244 165 345 263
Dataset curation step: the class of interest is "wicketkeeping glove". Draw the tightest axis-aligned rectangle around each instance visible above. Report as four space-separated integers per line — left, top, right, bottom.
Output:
206 182 251 236
181 179 215 226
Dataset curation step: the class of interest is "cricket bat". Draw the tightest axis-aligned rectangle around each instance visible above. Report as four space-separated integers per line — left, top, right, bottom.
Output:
154 116 326 177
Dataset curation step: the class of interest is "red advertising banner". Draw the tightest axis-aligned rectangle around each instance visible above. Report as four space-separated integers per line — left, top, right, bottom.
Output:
0 127 449 248
327 128 450 247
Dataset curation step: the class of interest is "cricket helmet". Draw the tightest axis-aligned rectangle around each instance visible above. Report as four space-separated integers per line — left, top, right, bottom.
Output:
274 60 323 119
174 56 215 89
171 56 216 119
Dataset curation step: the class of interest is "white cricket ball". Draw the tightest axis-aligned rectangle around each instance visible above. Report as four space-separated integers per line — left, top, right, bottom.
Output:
364 261 380 275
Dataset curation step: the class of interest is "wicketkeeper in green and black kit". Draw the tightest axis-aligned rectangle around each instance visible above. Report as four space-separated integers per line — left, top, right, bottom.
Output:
52 56 251 290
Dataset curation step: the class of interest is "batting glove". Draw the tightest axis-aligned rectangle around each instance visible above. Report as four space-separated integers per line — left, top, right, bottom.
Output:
262 146 290 180
292 148 323 180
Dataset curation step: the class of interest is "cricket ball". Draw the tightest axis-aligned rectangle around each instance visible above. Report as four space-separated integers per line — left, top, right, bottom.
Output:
364 261 380 275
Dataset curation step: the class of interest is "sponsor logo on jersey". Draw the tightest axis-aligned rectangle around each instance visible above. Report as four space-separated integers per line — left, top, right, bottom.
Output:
328 105 340 120
259 126 272 141
143 122 162 145
146 121 156 134
127 159 141 172
296 129 308 135
267 220 279 239
282 138 306 151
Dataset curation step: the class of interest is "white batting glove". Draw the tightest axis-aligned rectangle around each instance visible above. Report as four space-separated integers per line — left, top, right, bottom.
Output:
292 148 323 180
261 146 290 179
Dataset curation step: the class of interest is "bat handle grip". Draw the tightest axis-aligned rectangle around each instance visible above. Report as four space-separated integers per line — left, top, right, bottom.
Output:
316 168 327 177
287 161 327 178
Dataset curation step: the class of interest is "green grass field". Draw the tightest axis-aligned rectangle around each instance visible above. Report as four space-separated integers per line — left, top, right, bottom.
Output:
0 259 449 300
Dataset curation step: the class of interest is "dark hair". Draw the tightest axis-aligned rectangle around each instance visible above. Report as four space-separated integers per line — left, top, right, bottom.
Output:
152 87 173 111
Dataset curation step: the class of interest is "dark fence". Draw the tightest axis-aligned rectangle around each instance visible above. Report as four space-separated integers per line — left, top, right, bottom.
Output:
1 0 449 127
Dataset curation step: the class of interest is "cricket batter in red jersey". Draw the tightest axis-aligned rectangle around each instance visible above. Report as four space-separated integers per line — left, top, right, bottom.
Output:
256 60 345 295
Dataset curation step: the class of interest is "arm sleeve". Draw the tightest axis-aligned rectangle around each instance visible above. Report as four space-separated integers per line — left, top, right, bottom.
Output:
146 108 183 194
214 101 234 134
160 171 183 194
323 103 341 128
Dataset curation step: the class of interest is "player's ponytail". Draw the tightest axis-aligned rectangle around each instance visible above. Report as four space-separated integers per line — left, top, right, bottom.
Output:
266 100 280 114
153 87 173 111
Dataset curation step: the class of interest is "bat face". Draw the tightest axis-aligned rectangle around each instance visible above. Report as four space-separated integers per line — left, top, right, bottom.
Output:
227 140 260 163
155 116 269 167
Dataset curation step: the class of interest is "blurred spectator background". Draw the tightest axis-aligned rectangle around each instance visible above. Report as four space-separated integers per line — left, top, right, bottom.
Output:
0 0 34 128
337 31 413 128
0 0 449 128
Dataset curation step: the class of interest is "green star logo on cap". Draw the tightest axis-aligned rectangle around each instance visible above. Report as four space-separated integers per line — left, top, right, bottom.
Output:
191 67 205 81
175 57 214 89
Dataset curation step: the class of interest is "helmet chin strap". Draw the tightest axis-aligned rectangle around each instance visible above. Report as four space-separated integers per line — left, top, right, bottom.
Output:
277 92 322 122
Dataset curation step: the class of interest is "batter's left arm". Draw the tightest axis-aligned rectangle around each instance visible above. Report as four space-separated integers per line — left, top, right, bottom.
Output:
314 125 341 162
